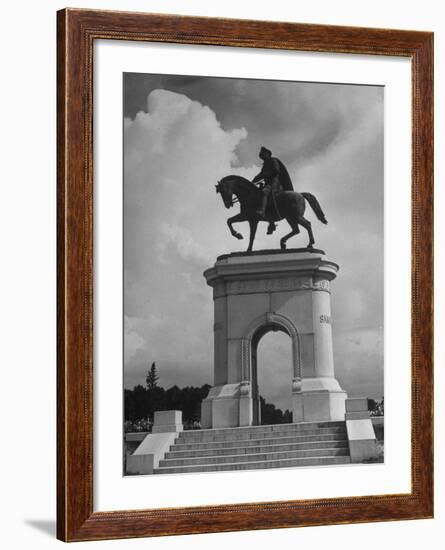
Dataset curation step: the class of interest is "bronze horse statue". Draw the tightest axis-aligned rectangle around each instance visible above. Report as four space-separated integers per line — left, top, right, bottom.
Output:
216 175 328 252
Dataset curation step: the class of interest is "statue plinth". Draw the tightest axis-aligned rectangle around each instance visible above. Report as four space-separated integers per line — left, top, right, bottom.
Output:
201 249 347 428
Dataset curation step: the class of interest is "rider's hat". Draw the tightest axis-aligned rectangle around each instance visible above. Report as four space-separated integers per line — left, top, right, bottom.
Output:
260 146 272 157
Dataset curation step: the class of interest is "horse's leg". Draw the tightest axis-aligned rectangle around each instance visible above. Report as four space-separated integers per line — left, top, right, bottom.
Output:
247 220 258 252
280 219 300 250
267 222 277 235
227 212 246 240
297 216 315 248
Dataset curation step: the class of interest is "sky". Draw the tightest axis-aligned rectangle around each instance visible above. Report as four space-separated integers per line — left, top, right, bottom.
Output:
123 73 384 410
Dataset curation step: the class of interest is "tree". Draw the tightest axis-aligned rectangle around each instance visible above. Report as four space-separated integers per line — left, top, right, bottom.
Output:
124 382 212 426
260 396 291 424
367 397 384 416
145 362 159 390
367 398 377 411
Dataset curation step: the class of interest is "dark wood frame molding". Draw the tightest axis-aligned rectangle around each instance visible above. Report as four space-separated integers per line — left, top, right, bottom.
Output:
57 8 433 542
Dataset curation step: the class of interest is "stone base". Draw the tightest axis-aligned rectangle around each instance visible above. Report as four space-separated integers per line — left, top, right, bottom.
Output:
151 410 183 433
202 378 347 427
201 383 254 428
126 411 184 475
292 377 347 422
345 398 378 462
126 432 178 475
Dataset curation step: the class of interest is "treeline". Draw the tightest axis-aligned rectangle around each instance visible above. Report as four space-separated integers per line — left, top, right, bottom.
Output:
124 363 293 431
124 384 211 426
367 398 384 416
124 384 292 429
260 397 292 425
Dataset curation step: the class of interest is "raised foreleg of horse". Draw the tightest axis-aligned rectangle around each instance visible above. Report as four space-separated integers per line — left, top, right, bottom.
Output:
227 212 246 240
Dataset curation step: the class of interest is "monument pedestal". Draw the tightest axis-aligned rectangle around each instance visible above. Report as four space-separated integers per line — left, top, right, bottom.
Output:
201 248 347 429
292 377 347 422
201 384 242 429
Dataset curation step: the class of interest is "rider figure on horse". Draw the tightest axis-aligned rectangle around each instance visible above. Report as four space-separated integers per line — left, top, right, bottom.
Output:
252 147 294 233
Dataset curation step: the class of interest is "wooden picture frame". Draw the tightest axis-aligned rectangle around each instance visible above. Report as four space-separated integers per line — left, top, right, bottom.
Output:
57 8 433 542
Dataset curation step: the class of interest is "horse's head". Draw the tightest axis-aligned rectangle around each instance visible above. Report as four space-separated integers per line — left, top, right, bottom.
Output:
215 177 235 209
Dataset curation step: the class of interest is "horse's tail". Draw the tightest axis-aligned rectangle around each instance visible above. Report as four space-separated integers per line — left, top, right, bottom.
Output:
301 192 328 224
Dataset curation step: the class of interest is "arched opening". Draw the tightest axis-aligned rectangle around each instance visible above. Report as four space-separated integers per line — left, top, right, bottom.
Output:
251 323 293 425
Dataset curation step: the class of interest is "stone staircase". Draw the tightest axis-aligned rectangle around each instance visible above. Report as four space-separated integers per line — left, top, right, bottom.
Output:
154 421 351 474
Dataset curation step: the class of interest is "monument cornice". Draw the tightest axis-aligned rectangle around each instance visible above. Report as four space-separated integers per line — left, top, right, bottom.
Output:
211 276 331 297
216 248 327 261
204 249 339 289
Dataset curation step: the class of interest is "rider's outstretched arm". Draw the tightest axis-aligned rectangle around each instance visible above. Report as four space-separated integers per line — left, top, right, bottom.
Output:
252 168 265 184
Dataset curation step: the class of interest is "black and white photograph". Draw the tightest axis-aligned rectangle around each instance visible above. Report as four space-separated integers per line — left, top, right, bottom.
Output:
0 0 438 547
123 73 384 476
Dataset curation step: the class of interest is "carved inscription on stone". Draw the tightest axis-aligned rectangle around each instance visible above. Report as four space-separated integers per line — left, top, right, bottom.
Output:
214 277 331 296
319 314 331 324
313 279 330 292
226 277 313 295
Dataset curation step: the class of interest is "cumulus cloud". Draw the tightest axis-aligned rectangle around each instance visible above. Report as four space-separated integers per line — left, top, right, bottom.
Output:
334 328 384 398
124 89 253 388
124 315 146 364
124 78 384 402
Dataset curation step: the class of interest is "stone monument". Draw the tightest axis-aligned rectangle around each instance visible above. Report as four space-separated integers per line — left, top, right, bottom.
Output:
201 248 347 429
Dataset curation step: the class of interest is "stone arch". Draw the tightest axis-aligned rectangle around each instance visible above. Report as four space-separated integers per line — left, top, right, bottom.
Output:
240 312 302 383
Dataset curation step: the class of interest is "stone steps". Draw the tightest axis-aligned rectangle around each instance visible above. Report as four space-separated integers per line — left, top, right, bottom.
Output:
154 455 351 474
153 421 351 475
159 447 349 468
176 421 346 442
164 439 348 459
172 432 347 452
176 427 346 444
188 419 345 433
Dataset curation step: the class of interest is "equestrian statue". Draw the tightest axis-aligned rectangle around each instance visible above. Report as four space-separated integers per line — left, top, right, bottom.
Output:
216 146 328 252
